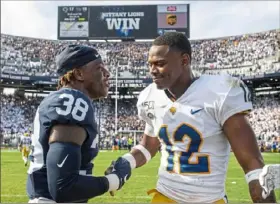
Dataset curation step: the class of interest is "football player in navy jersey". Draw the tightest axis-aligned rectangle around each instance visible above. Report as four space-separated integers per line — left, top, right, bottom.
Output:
27 45 131 203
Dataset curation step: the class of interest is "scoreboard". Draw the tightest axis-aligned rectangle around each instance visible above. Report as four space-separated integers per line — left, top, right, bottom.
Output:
58 6 89 38
57 5 190 40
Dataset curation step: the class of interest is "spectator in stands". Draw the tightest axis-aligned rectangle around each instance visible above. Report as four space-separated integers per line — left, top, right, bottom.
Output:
1 29 279 149
1 93 279 150
1 29 279 79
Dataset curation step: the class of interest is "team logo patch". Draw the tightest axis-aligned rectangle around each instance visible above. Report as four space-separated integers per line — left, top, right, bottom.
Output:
142 101 155 110
166 14 177 26
169 107 176 115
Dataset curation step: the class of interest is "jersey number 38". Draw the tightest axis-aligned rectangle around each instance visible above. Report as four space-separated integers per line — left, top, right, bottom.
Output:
56 93 89 121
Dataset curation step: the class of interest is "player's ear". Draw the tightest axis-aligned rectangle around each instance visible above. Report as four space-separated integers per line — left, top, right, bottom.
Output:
73 68 84 81
181 53 190 66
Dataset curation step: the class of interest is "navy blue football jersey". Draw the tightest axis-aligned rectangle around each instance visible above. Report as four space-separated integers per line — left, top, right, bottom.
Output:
27 88 98 200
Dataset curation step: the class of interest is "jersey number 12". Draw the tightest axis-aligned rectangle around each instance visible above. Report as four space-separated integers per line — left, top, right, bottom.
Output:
158 123 210 174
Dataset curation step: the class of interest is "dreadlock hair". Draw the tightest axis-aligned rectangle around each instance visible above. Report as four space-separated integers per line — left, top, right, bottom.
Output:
57 70 76 90
153 32 192 62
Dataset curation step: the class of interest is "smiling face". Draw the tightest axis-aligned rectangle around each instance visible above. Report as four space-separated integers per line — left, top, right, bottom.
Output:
148 45 188 90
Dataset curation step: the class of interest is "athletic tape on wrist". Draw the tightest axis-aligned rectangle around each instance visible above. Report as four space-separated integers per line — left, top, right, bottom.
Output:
245 168 262 184
133 144 151 162
105 174 120 191
122 153 137 169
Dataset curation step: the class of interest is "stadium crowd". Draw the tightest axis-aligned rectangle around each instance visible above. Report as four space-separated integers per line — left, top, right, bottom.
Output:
1 93 279 150
1 29 279 79
0 29 279 150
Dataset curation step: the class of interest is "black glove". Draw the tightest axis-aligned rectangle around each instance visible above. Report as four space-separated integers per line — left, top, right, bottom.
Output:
105 157 131 190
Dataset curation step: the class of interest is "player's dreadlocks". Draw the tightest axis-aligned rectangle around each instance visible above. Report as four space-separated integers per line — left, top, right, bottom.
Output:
153 32 192 62
57 70 76 90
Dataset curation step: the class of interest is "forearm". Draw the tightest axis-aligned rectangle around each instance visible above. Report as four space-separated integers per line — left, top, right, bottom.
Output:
130 146 156 168
123 136 160 169
223 114 276 203
49 173 110 203
47 142 118 202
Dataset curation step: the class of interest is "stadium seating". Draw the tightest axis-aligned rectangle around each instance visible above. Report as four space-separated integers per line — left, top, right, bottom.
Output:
1 29 279 78
1 93 279 149
1 29 279 149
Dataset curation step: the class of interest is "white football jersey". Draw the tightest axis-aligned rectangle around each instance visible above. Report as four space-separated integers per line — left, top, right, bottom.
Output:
137 75 252 203
21 136 32 148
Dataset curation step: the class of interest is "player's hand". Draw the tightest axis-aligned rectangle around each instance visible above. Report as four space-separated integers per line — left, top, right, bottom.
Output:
105 157 131 195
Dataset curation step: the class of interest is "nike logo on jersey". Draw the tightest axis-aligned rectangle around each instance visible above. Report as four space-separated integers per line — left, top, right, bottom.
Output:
57 154 69 168
191 108 203 115
95 54 100 58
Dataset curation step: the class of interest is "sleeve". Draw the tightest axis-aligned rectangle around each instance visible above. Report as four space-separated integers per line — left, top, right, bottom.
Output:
44 90 94 128
137 93 156 137
217 77 253 126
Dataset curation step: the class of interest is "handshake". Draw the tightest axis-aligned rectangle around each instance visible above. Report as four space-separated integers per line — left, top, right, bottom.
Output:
104 157 132 196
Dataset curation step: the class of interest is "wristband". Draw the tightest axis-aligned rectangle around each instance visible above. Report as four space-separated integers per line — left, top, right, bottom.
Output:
122 153 137 169
133 144 151 162
245 169 262 183
105 174 119 191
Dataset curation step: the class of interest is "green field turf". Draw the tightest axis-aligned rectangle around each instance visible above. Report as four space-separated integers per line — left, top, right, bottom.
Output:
1 150 280 203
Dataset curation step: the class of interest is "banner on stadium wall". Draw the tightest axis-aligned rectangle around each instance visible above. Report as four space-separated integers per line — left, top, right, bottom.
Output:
0 73 153 87
0 73 58 84
2 72 280 86
57 5 190 40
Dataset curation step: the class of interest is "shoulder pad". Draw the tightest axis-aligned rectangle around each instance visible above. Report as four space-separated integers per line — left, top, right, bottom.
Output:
40 88 94 126
137 83 157 108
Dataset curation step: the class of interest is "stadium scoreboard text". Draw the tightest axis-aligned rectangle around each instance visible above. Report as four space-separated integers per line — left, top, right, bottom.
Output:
57 5 190 40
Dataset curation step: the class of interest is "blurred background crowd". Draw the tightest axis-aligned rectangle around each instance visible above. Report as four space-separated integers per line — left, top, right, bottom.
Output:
1 29 279 151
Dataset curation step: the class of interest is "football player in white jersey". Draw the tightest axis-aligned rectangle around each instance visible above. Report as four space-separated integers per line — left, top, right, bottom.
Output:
106 32 276 203
19 132 32 166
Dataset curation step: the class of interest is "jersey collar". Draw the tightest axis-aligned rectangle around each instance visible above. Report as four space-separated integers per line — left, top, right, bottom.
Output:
163 77 200 103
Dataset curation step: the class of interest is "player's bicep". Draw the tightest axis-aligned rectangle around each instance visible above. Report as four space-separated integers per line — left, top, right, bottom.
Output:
49 124 87 146
223 113 264 173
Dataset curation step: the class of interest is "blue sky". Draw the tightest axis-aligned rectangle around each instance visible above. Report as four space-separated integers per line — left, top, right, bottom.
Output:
1 1 279 40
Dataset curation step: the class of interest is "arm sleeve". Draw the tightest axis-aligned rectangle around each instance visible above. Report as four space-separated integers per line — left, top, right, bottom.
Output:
217 77 253 126
47 142 109 203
